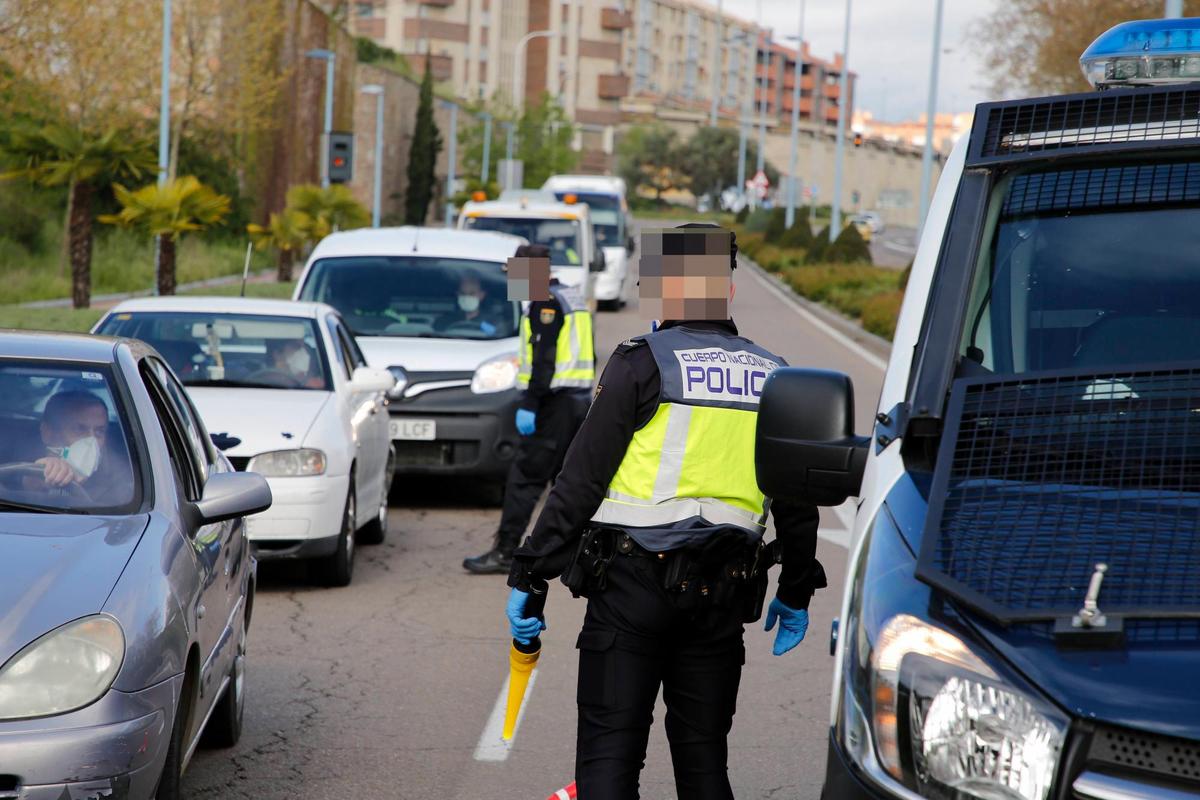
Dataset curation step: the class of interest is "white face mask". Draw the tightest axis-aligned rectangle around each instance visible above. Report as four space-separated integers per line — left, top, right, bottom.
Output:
458 294 481 313
62 436 101 480
286 348 311 375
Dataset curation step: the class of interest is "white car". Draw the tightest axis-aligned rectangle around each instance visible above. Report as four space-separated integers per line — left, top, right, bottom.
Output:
293 227 529 493
542 174 635 310
94 297 395 586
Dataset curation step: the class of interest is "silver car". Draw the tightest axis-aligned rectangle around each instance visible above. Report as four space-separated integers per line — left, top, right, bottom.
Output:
0 332 271 799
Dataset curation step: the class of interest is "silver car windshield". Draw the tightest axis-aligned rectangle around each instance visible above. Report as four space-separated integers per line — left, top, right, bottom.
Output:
0 362 140 514
298 256 520 340
97 312 332 391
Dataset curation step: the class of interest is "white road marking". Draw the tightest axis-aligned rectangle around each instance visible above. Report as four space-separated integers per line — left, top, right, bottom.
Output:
473 668 539 762
741 259 890 372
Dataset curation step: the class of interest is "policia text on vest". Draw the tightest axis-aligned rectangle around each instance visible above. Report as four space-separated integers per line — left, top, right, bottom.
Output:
505 319 827 799
462 277 596 575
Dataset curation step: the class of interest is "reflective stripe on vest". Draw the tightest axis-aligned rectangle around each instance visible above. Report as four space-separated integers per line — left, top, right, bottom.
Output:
516 283 595 390
590 326 784 547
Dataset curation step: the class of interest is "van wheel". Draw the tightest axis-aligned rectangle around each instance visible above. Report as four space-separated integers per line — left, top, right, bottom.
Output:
314 483 355 587
201 604 247 748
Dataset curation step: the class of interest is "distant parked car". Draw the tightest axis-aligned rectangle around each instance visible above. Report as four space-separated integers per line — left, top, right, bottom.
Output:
95 297 395 587
0 330 271 799
854 210 886 234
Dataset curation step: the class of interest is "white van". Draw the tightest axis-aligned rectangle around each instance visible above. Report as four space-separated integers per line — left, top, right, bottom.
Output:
757 18 1200 800
541 174 635 310
293 226 527 488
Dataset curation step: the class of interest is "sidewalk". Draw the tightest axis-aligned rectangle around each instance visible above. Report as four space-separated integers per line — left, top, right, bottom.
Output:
16 269 278 311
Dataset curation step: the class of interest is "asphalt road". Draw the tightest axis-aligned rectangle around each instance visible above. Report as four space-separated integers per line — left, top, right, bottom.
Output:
183 220 887 799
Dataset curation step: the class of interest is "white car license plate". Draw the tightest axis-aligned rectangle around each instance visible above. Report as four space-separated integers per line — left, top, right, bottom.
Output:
391 418 436 440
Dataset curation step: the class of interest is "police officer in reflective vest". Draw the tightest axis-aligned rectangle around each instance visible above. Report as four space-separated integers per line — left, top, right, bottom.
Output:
505 225 826 798
464 244 596 574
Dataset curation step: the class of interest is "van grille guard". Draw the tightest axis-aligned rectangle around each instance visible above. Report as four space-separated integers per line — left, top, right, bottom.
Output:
915 362 1200 625
968 85 1200 167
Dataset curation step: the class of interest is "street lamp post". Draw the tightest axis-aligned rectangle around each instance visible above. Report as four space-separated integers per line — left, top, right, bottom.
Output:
755 0 767 175
830 0 852 242
784 1 806 230
1166 0 1183 17
444 101 458 228
917 0 945 234
306 48 337 188
481 112 492 185
513 30 556 115
503 121 516 190
709 0 723 127
155 0 172 295
361 84 384 228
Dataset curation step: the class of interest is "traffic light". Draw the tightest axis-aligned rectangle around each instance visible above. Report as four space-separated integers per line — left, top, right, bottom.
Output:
328 132 354 183
853 132 863 148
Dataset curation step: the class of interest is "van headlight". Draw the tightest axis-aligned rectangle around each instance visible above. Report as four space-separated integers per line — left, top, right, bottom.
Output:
248 449 327 476
0 615 125 719
471 353 519 394
867 614 1066 800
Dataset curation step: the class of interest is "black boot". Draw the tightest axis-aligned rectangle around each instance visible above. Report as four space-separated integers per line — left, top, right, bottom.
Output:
462 547 513 574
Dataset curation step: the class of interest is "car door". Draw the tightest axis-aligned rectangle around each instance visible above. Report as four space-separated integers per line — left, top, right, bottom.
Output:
141 357 238 722
327 315 388 518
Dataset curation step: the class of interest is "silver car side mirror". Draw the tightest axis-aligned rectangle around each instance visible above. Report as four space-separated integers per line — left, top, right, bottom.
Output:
194 472 272 525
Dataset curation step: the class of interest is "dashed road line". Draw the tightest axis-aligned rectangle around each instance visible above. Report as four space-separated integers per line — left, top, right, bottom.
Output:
474 668 539 762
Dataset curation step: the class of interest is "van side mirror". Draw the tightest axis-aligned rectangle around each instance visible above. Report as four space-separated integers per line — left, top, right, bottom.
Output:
589 249 607 273
755 368 870 506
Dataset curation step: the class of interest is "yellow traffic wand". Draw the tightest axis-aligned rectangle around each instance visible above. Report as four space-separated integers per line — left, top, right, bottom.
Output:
502 578 548 741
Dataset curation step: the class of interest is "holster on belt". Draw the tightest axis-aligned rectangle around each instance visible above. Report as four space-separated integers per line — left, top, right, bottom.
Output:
561 526 618 598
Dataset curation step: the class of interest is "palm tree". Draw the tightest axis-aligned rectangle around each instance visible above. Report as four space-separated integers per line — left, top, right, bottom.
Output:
247 207 309 282
286 183 370 237
100 175 230 295
0 121 155 307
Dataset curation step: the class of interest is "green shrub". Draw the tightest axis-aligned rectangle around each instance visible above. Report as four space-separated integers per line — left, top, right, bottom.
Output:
861 290 904 340
899 261 913 290
823 223 872 264
763 207 787 242
778 216 813 249
734 205 749 224
807 226 831 262
0 183 58 253
743 208 771 233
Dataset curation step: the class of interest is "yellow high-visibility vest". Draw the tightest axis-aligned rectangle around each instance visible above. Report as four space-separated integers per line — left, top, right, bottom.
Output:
517 283 595 391
590 326 784 550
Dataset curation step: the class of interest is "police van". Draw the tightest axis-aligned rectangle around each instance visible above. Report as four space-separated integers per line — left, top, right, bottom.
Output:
755 20 1200 800
457 192 605 310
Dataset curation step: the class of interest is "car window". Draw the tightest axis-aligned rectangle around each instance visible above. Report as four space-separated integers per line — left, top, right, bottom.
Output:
156 359 215 468
961 160 1200 374
147 359 209 488
298 256 519 340
97 311 332 391
0 360 141 514
463 216 583 266
336 321 366 369
140 362 203 502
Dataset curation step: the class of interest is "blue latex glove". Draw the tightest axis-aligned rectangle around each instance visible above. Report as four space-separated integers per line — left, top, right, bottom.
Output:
515 408 537 436
480 320 497 336
506 588 547 645
764 598 809 656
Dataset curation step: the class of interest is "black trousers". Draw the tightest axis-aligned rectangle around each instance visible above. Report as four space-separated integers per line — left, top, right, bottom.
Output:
495 390 588 552
575 555 746 800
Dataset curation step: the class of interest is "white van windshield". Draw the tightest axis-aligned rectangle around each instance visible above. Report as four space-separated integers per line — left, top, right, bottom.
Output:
961 160 1200 374
298 256 520 340
463 216 583 267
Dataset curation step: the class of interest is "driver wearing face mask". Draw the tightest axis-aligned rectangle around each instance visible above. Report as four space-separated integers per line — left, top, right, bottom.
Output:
267 339 325 389
437 271 499 335
29 391 111 489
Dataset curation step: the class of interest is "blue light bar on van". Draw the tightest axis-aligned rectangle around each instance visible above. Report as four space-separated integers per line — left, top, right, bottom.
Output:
1081 18 1200 88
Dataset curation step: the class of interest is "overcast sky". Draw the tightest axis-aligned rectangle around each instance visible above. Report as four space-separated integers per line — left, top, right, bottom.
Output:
717 0 1001 121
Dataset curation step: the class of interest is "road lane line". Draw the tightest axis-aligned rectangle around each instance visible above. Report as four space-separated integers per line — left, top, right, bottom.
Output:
474 669 539 762
741 259 889 372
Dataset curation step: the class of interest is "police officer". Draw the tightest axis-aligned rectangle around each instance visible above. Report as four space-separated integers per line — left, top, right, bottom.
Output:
463 243 596 574
504 224 825 798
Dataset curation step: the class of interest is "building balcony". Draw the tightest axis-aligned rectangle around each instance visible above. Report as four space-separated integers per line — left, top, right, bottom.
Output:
601 7 633 30
598 73 630 100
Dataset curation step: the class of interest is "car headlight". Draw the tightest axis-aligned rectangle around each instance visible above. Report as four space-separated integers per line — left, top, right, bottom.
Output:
248 448 326 476
471 353 519 394
0 615 125 719
869 614 1066 800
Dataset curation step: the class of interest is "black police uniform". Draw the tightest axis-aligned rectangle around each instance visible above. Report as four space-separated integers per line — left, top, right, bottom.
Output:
508 318 826 799
463 279 591 573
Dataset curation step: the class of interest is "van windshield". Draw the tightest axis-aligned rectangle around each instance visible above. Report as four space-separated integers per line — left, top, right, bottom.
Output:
961 160 1200 375
552 192 624 245
463 216 583 266
297 256 520 340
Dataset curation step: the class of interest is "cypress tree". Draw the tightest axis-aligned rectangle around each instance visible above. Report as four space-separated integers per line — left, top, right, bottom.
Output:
405 55 442 225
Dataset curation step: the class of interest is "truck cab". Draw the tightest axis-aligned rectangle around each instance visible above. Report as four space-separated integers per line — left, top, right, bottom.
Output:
757 19 1200 800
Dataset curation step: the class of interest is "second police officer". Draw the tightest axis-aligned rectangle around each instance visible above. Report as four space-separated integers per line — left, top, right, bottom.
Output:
463 243 596 574
505 223 826 798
